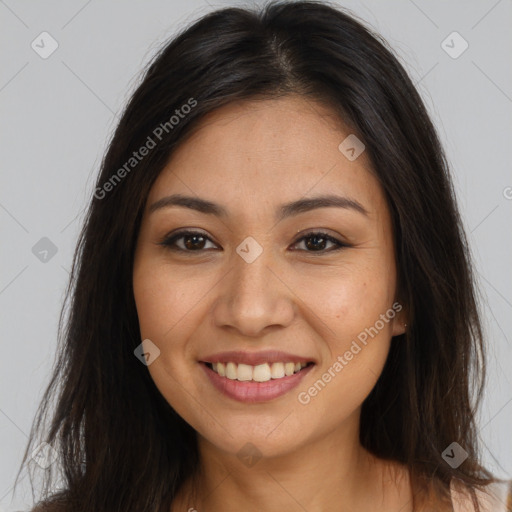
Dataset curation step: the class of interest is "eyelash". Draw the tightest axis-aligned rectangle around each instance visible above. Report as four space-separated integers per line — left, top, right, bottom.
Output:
158 229 349 254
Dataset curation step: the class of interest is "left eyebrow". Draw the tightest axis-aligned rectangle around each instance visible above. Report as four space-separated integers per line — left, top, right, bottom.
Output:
148 193 369 220
277 194 369 221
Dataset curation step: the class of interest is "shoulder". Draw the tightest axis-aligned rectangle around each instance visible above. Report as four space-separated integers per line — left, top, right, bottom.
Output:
450 478 512 512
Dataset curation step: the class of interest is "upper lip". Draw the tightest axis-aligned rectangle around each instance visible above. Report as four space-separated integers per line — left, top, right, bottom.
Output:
200 350 315 366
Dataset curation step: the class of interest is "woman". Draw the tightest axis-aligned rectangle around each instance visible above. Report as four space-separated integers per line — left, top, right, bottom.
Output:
17 1 510 511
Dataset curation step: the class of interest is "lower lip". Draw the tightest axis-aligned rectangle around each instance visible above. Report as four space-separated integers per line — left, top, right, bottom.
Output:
200 362 314 403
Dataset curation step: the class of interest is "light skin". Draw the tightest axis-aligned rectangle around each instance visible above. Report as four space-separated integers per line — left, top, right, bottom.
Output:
132 95 420 511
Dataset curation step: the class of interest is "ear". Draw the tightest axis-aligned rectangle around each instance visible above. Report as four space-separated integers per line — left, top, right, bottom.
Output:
390 301 408 337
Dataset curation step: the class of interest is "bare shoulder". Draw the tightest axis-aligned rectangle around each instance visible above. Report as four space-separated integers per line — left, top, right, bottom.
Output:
450 479 512 512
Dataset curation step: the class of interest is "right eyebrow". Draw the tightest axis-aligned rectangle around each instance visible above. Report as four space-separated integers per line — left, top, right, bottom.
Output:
149 194 227 217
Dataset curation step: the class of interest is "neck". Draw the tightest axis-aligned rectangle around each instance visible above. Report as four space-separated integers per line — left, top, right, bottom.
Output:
172 420 414 512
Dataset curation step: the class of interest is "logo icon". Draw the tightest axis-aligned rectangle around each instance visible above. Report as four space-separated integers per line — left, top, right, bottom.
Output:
441 32 469 59
338 134 365 161
236 442 263 468
442 441 469 468
134 339 161 366
32 237 58 263
236 236 263 264
31 32 59 59
31 442 58 469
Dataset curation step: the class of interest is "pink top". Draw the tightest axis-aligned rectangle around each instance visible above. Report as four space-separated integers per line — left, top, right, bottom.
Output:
450 480 512 511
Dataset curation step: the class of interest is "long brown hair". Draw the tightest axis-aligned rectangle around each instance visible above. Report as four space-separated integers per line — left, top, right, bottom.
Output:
16 1 496 510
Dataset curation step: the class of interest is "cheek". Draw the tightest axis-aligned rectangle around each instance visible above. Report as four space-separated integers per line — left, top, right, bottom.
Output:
132 265 193 397
132 263 201 416
297 264 396 342
133 261 210 342
293 261 396 409
296 277 395 422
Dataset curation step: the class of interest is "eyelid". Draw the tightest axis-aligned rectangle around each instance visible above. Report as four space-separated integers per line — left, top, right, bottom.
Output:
290 230 348 252
157 228 219 249
157 228 350 253
291 227 348 244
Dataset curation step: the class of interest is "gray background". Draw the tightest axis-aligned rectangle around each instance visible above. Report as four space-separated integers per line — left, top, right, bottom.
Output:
1 0 511 509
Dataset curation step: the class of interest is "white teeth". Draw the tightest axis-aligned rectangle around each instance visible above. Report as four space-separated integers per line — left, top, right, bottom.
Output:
237 363 253 381
253 363 271 382
210 361 309 381
270 362 285 379
226 362 237 380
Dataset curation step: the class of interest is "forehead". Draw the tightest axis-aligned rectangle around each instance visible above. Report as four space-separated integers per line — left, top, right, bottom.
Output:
147 96 384 216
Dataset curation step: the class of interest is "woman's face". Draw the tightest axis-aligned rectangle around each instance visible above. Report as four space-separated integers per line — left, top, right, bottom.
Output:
133 95 406 459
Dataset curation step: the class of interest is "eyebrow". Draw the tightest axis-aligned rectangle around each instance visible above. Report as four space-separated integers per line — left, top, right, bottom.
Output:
148 193 369 220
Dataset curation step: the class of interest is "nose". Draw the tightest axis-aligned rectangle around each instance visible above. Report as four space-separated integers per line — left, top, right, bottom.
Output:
211 244 296 337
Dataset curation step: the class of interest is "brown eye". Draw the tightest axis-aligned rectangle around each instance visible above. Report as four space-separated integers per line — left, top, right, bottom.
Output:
158 230 348 254
159 230 218 252
291 232 347 252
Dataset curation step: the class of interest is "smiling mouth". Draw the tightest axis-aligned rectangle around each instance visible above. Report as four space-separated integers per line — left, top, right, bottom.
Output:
204 361 314 382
